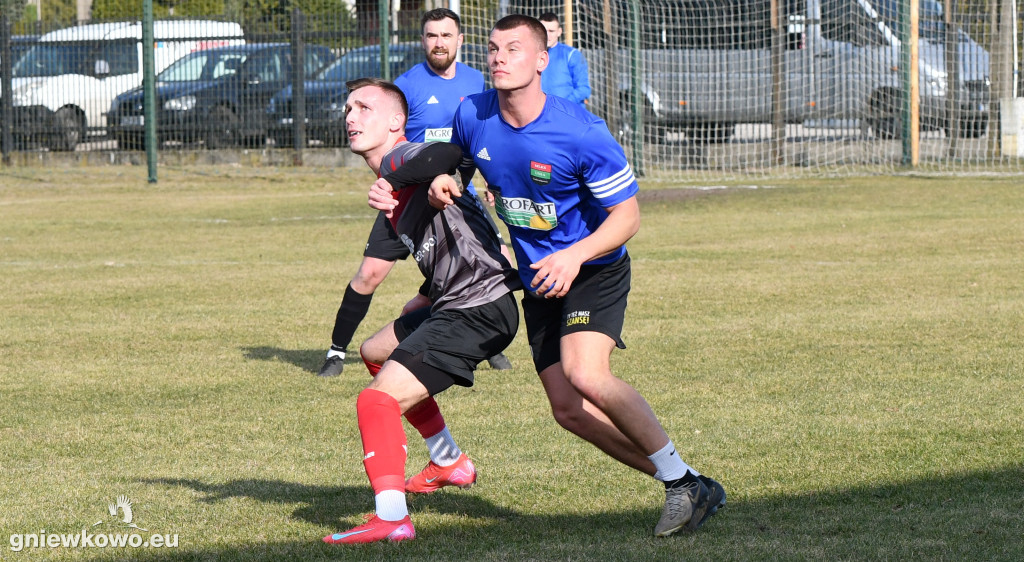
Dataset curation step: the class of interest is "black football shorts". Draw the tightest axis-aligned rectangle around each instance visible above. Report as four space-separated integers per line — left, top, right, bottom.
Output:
522 253 630 373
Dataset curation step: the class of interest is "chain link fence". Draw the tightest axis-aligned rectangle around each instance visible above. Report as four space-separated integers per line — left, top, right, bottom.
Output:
1 1 1021 180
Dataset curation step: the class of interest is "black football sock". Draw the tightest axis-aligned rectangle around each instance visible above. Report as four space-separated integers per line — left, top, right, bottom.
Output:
665 471 700 490
330 284 373 350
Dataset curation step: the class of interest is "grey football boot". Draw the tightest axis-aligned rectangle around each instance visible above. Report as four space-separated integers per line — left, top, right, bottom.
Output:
654 478 711 537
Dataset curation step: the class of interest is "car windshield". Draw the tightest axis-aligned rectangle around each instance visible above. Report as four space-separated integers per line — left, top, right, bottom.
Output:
318 50 380 81
159 51 248 82
14 43 94 77
316 47 412 81
6 41 36 67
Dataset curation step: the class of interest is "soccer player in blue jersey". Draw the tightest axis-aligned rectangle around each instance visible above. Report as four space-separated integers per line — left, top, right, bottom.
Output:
395 9 485 144
323 78 519 545
318 7 512 379
538 12 590 107
426 14 726 537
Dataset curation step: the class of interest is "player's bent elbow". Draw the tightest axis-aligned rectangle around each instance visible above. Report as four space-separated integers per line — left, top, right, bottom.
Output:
423 142 464 172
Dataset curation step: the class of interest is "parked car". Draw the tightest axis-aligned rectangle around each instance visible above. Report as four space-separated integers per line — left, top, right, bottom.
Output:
108 43 334 149
266 42 420 147
9 20 244 151
579 0 990 142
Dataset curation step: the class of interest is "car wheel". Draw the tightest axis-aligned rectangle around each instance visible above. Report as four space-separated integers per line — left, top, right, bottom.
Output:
616 96 670 144
956 116 987 139
206 106 239 149
685 123 734 144
48 107 85 152
868 115 900 139
868 89 901 140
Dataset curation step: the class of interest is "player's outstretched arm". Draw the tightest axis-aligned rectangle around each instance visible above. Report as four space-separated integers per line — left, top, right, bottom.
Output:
381 142 463 190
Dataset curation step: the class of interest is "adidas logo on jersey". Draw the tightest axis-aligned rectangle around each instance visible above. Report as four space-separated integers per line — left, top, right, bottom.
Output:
476 147 491 161
427 95 440 104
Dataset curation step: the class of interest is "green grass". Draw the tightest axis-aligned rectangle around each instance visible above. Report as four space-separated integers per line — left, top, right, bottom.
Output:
1 166 1022 561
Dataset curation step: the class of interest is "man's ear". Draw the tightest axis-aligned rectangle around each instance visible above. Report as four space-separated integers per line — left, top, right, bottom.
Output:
391 112 407 133
537 49 549 74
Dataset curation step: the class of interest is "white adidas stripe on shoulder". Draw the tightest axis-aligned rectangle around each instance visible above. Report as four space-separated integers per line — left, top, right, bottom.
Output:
588 165 635 199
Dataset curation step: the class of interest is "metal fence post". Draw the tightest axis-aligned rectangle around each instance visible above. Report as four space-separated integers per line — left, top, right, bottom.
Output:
1 14 12 165
945 0 961 153
142 0 157 182
628 0 643 176
770 0 785 166
291 8 306 164
379 0 390 80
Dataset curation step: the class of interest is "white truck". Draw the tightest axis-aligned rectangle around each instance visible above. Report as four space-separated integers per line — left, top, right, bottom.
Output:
9 20 244 150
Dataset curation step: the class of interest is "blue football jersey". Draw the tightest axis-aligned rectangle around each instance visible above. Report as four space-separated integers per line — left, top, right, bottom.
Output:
451 91 639 290
394 62 485 144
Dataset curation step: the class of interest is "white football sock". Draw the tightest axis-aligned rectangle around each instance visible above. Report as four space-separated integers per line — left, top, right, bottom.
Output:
374 489 408 521
326 348 345 359
424 427 462 467
649 440 698 482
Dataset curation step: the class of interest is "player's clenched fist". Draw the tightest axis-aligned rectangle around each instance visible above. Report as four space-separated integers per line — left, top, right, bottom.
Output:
368 177 398 217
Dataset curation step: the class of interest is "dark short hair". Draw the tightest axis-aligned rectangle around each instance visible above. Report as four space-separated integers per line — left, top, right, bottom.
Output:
345 77 409 119
492 14 547 51
538 12 559 25
422 8 461 34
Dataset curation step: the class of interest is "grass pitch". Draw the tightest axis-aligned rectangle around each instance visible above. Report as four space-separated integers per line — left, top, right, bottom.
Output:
1 166 1022 561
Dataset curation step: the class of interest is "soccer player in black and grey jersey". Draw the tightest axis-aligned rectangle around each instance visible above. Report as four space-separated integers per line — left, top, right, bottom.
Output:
322 78 520 545
317 8 513 378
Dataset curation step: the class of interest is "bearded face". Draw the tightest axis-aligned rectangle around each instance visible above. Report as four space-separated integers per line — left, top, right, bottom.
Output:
427 46 457 74
421 17 463 76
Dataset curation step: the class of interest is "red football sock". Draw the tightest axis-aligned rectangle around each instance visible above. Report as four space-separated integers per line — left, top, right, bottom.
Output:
404 399 446 439
361 351 446 439
356 388 406 493
361 353 383 377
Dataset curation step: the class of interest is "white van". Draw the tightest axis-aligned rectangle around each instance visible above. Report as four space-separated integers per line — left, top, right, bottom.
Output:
10 20 244 150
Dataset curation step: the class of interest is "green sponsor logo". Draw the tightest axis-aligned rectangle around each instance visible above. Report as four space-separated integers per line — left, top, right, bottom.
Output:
496 197 558 230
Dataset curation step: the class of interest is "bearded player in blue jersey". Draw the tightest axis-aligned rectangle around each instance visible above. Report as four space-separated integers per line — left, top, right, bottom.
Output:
318 8 512 380
395 9 485 144
424 14 726 538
